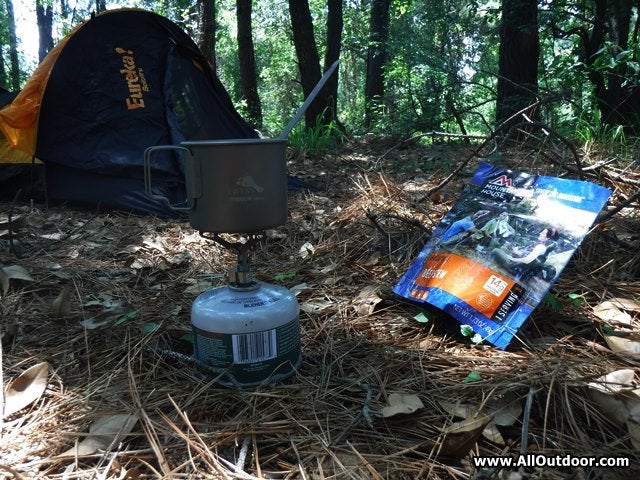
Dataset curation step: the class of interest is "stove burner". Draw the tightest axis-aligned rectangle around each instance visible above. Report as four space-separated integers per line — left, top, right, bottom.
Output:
200 231 265 288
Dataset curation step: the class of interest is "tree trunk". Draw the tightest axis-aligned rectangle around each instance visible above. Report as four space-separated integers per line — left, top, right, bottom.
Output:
59 0 70 20
36 0 54 62
3 0 20 90
237 0 262 129
495 0 540 131
581 0 634 128
288 0 331 128
364 0 391 130
323 0 343 120
199 0 216 72
0 47 5 91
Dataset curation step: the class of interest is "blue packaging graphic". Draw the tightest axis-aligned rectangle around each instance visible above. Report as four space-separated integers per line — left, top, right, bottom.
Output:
393 162 611 349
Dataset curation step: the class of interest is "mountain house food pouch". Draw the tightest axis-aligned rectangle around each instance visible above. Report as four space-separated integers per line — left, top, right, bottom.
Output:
393 162 611 349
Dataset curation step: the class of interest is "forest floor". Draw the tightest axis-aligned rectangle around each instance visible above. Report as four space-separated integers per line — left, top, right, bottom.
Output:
1 136 639 479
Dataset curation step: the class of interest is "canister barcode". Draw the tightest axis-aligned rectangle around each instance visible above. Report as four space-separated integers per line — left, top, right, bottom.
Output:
232 329 278 363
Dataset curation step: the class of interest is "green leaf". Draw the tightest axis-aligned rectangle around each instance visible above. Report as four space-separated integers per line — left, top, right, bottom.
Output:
567 293 585 307
180 332 194 344
460 325 474 337
113 310 138 326
414 312 431 323
470 334 483 344
542 292 563 310
463 372 482 383
143 322 159 334
274 272 296 282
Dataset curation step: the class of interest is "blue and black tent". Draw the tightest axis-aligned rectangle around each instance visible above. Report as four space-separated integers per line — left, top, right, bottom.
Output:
0 8 258 216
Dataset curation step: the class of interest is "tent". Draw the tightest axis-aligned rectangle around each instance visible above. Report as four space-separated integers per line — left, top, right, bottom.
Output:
0 8 259 216
0 87 45 199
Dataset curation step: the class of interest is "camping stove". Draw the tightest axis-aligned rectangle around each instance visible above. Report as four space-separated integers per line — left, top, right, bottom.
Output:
190 233 302 388
143 62 341 387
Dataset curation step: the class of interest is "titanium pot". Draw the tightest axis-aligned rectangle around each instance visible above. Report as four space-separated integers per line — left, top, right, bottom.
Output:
144 138 288 233
143 60 339 233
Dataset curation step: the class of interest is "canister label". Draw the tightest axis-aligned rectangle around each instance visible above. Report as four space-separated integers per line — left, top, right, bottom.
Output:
193 316 301 387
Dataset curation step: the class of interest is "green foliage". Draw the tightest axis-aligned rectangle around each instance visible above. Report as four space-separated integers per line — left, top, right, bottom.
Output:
274 271 296 282
576 108 630 151
463 371 482 383
288 117 346 154
460 324 483 344
113 310 138 326
6 0 640 149
542 292 586 311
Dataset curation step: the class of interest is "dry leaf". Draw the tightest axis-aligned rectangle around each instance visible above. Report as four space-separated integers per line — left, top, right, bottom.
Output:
3 361 49 417
587 376 640 430
364 250 381 266
319 262 338 274
142 236 167 253
485 392 522 427
299 241 315 259
0 264 34 295
322 276 345 285
438 400 478 420
165 251 192 266
81 317 112 330
588 369 636 393
627 418 640 450
604 335 640 356
57 414 139 458
83 292 121 309
588 389 630 426
290 283 309 296
2 265 35 281
606 297 640 312
0 268 8 296
183 279 215 295
626 398 640 450
440 415 491 458
117 245 141 256
381 393 424 417
482 420 505 445
594 302 632 324
586 369 640 441
50 286 72 319
1 324 19 346
430 191 444 204
300 299 334 314
354 285 383 316
439 394 520 445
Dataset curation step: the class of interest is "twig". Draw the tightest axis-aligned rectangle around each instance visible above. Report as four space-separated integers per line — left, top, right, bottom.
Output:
8 188 23 258
425 99 560 197
152 347 245 389
330 382 374 446
236 435 252 472
374 131 489 165
290 435 309 480
364 209 389 239
0 464 27 480
596 188 640 224
520 386 536 457
502 120 583 178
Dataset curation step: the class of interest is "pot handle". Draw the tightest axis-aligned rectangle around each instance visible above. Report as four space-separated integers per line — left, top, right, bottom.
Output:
144 145 200 211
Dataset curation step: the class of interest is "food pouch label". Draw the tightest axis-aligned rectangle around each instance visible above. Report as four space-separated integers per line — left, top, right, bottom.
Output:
393 162 611 349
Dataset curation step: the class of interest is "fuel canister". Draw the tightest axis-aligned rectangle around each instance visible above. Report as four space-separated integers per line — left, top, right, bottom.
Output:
191 280 302 387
